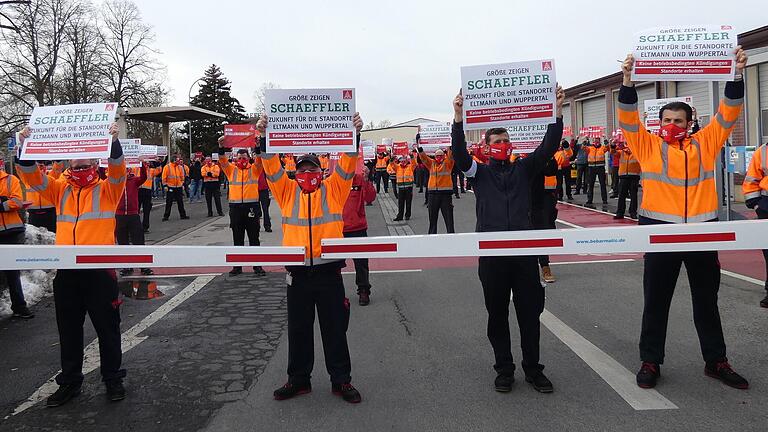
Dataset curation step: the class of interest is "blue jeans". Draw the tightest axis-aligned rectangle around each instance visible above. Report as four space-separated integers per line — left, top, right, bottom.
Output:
153 177 164 198
190 179 203 201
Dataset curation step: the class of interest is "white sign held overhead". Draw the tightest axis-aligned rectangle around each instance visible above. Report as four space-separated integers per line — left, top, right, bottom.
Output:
643 96 694 133
418 122 451 154
265 88 356 154
21 103 118 160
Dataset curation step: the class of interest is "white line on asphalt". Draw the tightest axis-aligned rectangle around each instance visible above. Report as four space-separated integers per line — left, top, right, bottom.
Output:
539 309 678 410
550 259 635 266
720 269 764 286
341 269 423 275
555 219 582 229
121 273 222 279
559 200 638 221
9 275 216 417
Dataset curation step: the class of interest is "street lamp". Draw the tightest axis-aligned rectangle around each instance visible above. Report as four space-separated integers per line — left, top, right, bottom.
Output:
188 77 205 158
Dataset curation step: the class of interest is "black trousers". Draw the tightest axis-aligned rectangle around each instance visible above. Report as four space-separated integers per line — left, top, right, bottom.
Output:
287 266 351 385
414 168 426 190
28 208 56 232
374 171 388 193
616 175 639 217
556 168 572 200
396 187 413 219
610 166 620 195
259 189 272 230
204 182 223 216
138 188 153 231
115 214 145 246
163 187 187 218
531 194 558 268
640 251 727 365
575 164 587 194
230 204 260 269
54 269 125 385
452 171 465 195
343 229 371 293
427 192 454 234
586 166 607 204
758 209 768 291
390 177 399 199
478 256 544 376
1 231 27 312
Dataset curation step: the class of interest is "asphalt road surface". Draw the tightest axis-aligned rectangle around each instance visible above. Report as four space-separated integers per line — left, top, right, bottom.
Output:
1 188 766 432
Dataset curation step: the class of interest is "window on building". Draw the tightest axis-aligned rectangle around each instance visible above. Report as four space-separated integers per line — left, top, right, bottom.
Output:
762 109 768 141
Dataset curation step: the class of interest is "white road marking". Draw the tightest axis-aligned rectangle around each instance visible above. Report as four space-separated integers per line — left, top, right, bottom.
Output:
550 259 635 266
341 269 423 275
9 275 216 417
539 309 678 410
121 273 222 279
720 269 764 286
559 200 638 221
555 219 582 229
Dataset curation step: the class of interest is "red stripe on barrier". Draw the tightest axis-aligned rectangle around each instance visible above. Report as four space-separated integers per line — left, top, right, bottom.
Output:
649 232 736 244
225 254 306 263
479 238 564 249
322 243 398 253
76 255 154 264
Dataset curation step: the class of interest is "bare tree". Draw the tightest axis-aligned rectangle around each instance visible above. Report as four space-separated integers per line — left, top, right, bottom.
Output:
253 81 279 115
363 120 375 130
98 0 159 107
377 119 392 128
56 1 104 104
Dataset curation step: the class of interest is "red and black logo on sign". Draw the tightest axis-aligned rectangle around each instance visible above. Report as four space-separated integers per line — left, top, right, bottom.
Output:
721 25 732 30
541 61 552 71
105 103 115 111
342 89 353 99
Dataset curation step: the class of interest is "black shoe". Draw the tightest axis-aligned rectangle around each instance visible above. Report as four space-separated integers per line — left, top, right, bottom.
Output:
525 371 553 393
229 267 242 276
761 293 768 308
629 213 638 219
119 268 134 276
217 213 224 216
405 216 410 220
46 383 81 407
455 195 461 199
207 213 213 217
358 291 370 306
494 373 514 392
274 382 311 400
567 196 573 201
265 227 272 232
253 266 267 277
705 361 749 389
105 380 126 401
140 268 153 276
161 217 169 222
613 214 624 220
12 306 34 319
143 228 150 233
180 215 190 220
393 217 403 222
636 362 660 389
332 383 362 403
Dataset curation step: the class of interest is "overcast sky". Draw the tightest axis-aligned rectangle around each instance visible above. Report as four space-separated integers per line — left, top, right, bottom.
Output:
132 0 766 125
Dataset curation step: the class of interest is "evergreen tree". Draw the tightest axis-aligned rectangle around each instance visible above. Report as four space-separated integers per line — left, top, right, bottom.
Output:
178 64 246 155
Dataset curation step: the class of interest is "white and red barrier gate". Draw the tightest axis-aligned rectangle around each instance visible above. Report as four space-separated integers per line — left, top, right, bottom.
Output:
0 245 306 270
321 220 768 259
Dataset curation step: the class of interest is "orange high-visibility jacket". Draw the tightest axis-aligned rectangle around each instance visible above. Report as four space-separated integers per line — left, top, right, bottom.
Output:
141 166 162 190
554 148 573 169
162 163 186 187
0 171 25 233
375 156 389 171
544 175 557 190
282 155 296 172
418 150 455 192
743 144 768 202
201 163 221 183
386 160 397 176
219 155 262 204
18 155 126 245
27 162 64 209
395 160 415 188
587 145 609 167
618 149 641 176
618 85 743 223
262 150 358 264
319 155 330 171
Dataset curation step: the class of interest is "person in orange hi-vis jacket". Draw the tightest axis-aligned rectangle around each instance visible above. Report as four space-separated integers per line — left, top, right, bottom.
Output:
742 142 768 307
613 144 641 220
417 147 455 234
16 122 128 406
26 160 64 232
618 47 750 390
256 111 364 404
161 155 189 221
0 155 33 319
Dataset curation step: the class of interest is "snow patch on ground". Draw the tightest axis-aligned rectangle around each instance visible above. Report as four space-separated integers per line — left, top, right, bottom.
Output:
0 225 57 317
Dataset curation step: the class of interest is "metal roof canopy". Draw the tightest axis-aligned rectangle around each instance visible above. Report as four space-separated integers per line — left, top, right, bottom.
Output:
124 106 224 123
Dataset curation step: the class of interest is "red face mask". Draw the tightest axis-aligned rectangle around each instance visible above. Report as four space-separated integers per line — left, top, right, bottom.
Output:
70 166 98 187
434 155 445 164
399 161 408 168
235 158 249 169
205 160 212 166
489 143 512 161
659 124 687 143
295 171 323 193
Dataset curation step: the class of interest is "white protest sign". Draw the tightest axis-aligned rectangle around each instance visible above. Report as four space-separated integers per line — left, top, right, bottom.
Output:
212 152 219 160
643 96 694 133
361 140 375 160
120 139 141 168
156 146 168 158
21 103 117 160
418 122 451 154
461 59 557 131
139 144 160 162
631 25 737 82
265 88 356 154
506 123 549 154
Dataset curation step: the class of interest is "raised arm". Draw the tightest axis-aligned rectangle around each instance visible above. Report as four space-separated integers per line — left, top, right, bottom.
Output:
522 85 565 175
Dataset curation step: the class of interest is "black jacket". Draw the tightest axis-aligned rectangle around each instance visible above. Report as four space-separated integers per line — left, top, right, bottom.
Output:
452 118 563 232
